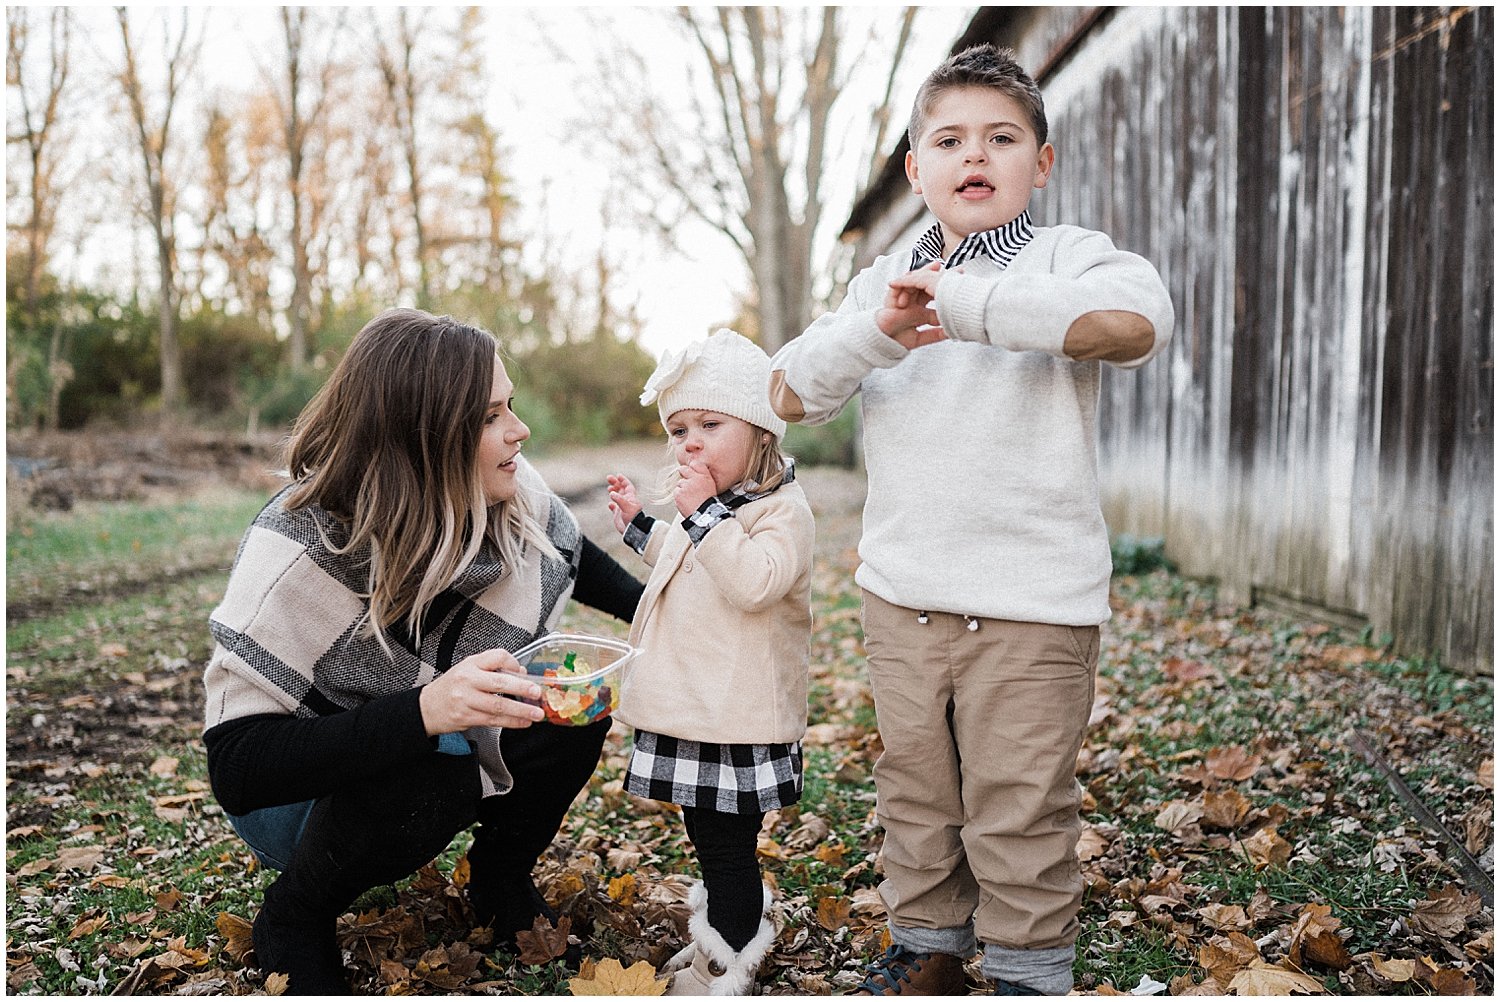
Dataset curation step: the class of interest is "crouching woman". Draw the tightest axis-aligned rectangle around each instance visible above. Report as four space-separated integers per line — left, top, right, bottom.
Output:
202 309 641 993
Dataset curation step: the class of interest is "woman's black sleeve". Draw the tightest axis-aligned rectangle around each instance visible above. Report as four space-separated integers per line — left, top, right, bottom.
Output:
203 686 437 816
572 535 644 622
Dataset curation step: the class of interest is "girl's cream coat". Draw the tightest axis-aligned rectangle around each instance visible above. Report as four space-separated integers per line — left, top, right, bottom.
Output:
618 482 814 744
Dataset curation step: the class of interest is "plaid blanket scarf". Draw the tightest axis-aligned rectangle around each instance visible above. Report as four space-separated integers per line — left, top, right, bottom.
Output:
205 458 581 796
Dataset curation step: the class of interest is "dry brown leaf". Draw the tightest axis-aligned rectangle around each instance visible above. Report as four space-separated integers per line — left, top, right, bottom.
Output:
1075 823 1111 861
451 854 471 889
1462 929 1493 960
1409 886 1481 939
1226 960 1326 995
264 971 289 995
607 873 637 904
8 825 43 838
1369 954 1416 982
1155 799 1204 834
15 857 52 877
516 915 571 966
99 641 129 658
215 913 255 963
1425 966 1478 995
1205 746 1262 781
1172 973 1227 996
605 846 642 871
1162 656 1215 682
149 756 179 777
1197 931 1261 982
850 886 886 918
816 896 852 931
568 957 669 995
1239 827 1292 869
813 841 848 866
1245 886 1276 921
1201 788 1253 829
54 845 105 872
1195 903 1250 931
1477 758 1493 790
155 887 184 912
68 915 109 940
785 815 831 850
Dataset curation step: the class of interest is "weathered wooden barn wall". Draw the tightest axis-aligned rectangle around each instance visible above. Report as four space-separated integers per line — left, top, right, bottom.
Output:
1025 6 1493 670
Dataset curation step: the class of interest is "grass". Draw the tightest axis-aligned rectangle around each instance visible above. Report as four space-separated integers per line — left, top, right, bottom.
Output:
5 487 1492 995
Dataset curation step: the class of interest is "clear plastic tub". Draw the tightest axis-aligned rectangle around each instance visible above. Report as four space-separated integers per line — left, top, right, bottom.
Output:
511 632 637 726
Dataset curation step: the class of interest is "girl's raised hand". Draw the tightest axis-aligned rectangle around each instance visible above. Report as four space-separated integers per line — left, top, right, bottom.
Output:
674 460 717 517
418 647 544 736
606 473 641 534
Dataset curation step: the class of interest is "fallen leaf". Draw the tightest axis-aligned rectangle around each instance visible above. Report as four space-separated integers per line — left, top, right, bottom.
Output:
1409 886 1481 939
1424 965 1477 995
1201 789 1253 829
1162 657 1214 682
15 857 52 877
1462 929 1492 960
54 845 105 872
1197 932 1261 982
516 915 571 965
1076 823 1111 861
99 641 129 658
215 913 254 963
7 825 43 838
1195 903 1250 931
1155 799 1204 834
264 971 289 995
1205 746 1262 782
1374 954 1416 984
1226 960 1325 995
1477 759 1493 790
69 915 109 940
568 956 669 995
1238 827 1291 869
605 847 642 871
813 841 849 866
816 896 851 931
155 887 184 912
149 756 179 777
607 873 637 904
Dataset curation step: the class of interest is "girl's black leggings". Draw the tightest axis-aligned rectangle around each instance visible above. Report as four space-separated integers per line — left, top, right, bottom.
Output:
681 805 767 952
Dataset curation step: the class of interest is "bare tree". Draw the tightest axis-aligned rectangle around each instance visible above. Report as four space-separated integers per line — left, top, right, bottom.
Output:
6 7 74 430
372 8 435 309
595 7 920 351
271 7 342 370
114 6 201 420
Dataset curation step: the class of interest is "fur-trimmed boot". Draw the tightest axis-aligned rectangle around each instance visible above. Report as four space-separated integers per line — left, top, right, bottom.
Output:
665 882 775 996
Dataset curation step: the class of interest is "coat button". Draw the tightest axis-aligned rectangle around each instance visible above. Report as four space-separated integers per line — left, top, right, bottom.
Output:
683 560 694 572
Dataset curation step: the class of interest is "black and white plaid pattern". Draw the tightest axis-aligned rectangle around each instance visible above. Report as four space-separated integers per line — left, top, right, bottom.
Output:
909 209 1035 271
622 461 798 552
625 729 803 814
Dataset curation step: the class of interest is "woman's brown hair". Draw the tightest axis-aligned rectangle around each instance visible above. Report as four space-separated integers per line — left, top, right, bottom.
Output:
284 308 553 646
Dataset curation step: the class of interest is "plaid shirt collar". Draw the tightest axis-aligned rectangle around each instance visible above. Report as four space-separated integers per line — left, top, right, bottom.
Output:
909 209 1035 271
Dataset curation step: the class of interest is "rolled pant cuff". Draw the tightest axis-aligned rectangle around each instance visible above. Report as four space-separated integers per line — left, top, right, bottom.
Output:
889 922 977 958
981 944 1075 995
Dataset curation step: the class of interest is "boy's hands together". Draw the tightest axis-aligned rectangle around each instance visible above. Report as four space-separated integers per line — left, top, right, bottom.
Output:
878 261 947 350
606 474 642 534
674 460 717 517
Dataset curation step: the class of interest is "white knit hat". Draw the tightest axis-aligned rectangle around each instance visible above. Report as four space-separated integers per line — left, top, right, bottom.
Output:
639 329 787 438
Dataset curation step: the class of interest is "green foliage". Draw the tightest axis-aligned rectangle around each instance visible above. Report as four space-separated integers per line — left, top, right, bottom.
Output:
509 334 661 446
783 405 859 468
1110 533 1174 575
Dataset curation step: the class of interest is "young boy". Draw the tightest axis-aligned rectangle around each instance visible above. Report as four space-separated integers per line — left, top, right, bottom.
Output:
769 45 1173 996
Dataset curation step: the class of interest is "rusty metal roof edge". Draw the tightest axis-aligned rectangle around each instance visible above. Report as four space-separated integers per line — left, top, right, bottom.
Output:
841 5 1109 241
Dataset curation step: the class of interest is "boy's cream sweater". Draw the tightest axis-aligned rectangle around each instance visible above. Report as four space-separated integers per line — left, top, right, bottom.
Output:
770 224 1174 626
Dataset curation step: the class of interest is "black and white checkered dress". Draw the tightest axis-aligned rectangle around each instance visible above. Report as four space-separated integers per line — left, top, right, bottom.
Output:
625 730 802 814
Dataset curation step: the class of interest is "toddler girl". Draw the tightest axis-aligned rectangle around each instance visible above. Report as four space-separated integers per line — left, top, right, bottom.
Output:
606 329 814 995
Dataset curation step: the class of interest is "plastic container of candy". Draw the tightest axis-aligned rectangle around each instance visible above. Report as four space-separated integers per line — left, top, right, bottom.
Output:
511 633 636 726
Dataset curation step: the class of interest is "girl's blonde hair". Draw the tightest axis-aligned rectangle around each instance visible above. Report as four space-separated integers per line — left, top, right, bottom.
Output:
656 416 789 502
283 308 554 648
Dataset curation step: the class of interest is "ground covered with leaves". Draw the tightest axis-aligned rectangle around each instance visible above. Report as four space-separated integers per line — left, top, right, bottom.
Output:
5 436 1494 995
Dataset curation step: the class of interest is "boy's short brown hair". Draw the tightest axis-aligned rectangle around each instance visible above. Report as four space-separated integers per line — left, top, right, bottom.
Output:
907 43 1048 147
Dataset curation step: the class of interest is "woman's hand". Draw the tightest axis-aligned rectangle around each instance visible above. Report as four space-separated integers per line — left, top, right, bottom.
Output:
419 648 544 736
606 474 642 534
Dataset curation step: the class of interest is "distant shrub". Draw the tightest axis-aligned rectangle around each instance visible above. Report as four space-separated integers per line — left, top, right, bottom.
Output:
783 406 859 468
1111 533 1173 576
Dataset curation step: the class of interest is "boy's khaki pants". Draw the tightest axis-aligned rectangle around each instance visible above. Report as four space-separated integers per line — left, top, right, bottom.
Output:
861 591 1098 988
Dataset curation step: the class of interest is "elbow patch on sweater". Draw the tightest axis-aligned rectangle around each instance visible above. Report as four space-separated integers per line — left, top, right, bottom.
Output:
768 370 806 422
